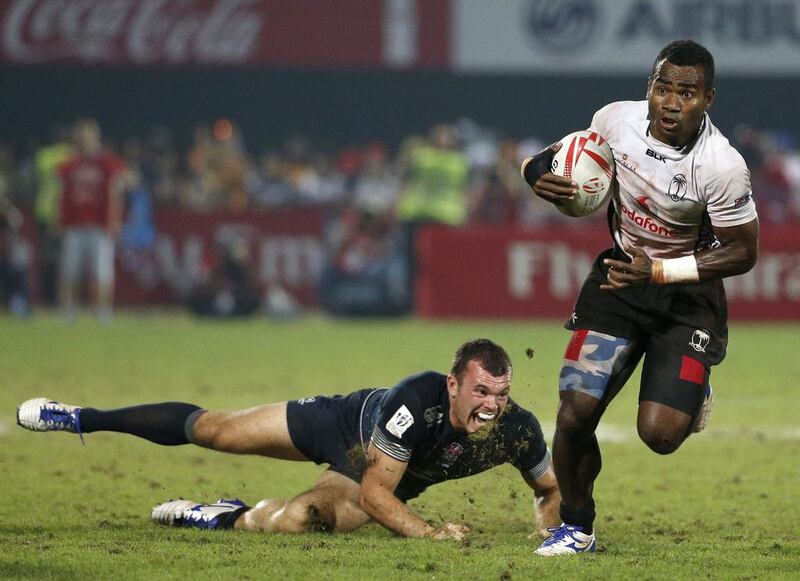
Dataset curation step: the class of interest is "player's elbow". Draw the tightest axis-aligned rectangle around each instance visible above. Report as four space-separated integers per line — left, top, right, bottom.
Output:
742 243 758 274
728 221 760 276
732 244 758 276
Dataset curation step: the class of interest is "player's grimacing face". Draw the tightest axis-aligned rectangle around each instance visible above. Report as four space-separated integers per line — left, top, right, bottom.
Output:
447 360 511 433
647 59 715 147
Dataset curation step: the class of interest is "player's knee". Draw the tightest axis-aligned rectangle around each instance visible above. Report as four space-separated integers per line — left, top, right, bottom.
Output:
637 424 684 455
281 499 335 533
556 397 600 437
192 412 235 450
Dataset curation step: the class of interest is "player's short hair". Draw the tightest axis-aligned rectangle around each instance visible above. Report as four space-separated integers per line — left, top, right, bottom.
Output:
451 339 512 382
652 39 715 90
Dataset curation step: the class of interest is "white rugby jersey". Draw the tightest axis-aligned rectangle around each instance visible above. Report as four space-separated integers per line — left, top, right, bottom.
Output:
589 100 757 259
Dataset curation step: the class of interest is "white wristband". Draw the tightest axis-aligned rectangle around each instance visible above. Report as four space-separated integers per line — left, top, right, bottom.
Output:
651 255 700 284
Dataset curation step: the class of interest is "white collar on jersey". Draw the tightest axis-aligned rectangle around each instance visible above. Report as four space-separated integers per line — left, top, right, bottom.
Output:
645 113 708 155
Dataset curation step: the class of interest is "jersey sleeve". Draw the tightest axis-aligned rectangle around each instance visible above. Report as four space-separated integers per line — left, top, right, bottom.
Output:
509 409 551 480
588 101 631 138
369 378 428 462
704 150 758 227
588 103 613 136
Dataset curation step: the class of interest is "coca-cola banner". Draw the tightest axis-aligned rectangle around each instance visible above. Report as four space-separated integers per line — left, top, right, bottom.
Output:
0 0 448 68
415 224 800 320
115 208 326 305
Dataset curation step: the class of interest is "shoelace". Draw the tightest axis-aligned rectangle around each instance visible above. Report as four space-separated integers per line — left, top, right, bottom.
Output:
41 404 85 445
543 525 581 545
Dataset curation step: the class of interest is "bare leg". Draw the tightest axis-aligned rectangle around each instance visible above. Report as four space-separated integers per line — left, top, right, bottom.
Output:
636 343 707 453
192 402 307 460
637 401 693 455
235 471 371 533
553 330 643 533
58 271 77 317
552 391 605 516
58 231 80 318
94 279 114 319
91 234 115 320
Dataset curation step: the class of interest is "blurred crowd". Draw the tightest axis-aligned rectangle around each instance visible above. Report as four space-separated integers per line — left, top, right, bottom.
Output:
0 118 587 225
1 117 799 318
3 119 799 223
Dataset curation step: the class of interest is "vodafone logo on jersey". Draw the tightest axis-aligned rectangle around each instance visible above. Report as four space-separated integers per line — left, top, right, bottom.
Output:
619 202 677 237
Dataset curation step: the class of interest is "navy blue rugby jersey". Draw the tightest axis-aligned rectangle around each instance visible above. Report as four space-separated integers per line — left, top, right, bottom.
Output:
360 371 550 500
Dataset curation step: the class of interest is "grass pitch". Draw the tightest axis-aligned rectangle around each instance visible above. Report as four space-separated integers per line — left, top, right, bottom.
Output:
1 313 798 580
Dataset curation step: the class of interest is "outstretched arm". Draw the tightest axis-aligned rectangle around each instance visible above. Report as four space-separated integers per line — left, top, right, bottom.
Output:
521 142 578 209
602 219 759 290
523 464 561 539
359 444 469 540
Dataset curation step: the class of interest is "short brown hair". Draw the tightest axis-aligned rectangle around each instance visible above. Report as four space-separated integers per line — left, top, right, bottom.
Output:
450 339 512 382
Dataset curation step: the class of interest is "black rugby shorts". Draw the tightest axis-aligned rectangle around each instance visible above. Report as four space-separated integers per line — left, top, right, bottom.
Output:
565 247 726 414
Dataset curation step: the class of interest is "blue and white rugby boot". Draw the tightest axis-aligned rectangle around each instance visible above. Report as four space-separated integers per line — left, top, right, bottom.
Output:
17 398 82 434
151 499 247 529
534 523 596 556
691 384 714 433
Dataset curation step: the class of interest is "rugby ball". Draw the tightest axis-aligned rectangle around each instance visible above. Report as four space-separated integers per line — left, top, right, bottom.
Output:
550 130 615 217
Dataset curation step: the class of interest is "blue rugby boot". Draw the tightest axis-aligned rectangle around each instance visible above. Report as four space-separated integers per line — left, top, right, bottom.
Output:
151 499 247 529
17 398 83 435
535 523 596 556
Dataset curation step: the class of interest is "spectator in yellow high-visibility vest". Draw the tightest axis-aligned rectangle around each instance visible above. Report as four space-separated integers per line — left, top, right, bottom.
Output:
397 124 469 226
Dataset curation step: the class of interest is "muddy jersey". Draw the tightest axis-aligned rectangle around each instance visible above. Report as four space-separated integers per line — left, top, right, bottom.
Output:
589 100 757 259
363 371 550 500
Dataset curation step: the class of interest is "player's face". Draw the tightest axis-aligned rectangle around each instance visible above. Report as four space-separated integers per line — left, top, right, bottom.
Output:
647 59 715 147
447 360 511 433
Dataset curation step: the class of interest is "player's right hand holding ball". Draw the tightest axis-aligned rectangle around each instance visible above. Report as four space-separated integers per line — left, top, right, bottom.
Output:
521 142 578 206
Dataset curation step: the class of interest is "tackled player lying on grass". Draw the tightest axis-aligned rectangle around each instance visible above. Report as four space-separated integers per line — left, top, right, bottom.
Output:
17 338 560 540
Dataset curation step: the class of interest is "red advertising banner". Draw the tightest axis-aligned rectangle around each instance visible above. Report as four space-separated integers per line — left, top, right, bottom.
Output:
415 224 800 320
115 207 326 305
0 0 448 68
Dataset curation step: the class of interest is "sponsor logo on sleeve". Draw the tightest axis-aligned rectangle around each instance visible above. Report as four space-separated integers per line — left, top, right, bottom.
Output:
386 405 415 438
733 193 752 208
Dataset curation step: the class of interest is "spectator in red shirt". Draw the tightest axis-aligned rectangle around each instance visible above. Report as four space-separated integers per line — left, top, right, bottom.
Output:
58 119 127 322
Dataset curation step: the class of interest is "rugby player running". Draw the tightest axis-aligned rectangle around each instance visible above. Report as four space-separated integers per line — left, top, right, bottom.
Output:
521 40 758 555
17 339 561 540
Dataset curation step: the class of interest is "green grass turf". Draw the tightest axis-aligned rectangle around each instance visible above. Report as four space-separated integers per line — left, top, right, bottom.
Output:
1 313 798 580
